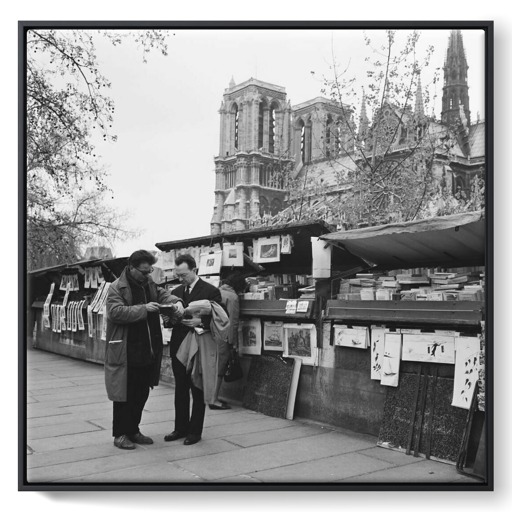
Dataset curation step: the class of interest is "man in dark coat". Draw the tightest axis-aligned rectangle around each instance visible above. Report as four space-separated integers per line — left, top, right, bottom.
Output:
164 254 222 446
105 250 183 450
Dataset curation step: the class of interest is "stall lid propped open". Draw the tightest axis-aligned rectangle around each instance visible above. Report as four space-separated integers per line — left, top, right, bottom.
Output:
319 211 485 270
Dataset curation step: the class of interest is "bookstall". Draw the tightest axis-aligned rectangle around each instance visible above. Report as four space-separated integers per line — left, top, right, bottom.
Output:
156 211 486 473
29 256 128 364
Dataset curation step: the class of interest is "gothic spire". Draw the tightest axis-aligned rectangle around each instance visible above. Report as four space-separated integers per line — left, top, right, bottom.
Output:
229 76 236 88
441 30 470 126
358 90 369 142
414 74 425 120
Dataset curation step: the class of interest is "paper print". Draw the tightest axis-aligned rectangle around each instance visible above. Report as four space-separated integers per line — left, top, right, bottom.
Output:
452 336 481 409
283 323 317 366
333 325 369 349
370 326 389 380
263 321 284 351
84 267 91 288
380 333 402 387
239 319 262 356
253 236 281 263
221 242 244 267
198 250 222 275
281 234 293 255
402 334 455 364
77 300 85 330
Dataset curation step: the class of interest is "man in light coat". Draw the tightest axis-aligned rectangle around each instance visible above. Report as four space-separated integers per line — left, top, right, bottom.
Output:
105 250 183 450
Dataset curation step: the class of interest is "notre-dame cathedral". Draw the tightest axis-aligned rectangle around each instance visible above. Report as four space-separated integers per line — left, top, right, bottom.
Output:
210 30 485 235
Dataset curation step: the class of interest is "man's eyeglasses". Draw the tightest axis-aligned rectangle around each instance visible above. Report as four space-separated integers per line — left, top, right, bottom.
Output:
135 266 153 275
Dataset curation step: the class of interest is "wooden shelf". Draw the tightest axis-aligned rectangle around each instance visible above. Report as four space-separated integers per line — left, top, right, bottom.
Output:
240 299 316 320
325 300 484 326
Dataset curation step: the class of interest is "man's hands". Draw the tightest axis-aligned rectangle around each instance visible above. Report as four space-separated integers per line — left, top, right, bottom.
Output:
145 302 160 313
181 316 202 328
173 302 185 316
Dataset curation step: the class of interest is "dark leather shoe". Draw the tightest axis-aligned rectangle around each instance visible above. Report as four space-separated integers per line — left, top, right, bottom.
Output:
129 432 154 445
183 434 201 445
164 431 186 442
114 435 135 450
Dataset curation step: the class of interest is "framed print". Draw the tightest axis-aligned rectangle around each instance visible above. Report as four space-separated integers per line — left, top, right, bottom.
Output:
21 21 492 491
221 241 244 267
263 321 284 351
283 323 318 366
239 318 262 356
253 236 280 263
198 250 222 275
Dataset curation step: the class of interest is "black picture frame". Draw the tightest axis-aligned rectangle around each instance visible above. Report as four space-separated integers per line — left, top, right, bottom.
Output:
19 19 493 492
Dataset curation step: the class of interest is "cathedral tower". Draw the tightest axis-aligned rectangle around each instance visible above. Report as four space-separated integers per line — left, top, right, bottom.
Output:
211 78 293 234
441 30 471 126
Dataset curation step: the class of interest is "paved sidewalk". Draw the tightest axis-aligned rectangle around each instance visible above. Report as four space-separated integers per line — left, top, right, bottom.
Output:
25 347 476 485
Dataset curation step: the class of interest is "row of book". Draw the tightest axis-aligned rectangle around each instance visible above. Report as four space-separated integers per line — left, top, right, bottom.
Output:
336 269 484 301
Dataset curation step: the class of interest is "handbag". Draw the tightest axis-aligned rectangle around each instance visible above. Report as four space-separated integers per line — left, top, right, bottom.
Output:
224 350 243 382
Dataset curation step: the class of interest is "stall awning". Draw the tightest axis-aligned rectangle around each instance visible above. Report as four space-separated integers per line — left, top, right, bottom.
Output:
320 211 485 270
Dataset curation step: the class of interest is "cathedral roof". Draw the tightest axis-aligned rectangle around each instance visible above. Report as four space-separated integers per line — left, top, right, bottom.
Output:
468 122 485 159
296 156 358 187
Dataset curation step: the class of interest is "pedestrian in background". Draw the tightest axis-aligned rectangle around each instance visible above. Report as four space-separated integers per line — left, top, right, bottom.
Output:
105 250 184 450
209 273 247 410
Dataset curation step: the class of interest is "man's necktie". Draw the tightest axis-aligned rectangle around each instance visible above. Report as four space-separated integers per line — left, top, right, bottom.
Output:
184 285 190 304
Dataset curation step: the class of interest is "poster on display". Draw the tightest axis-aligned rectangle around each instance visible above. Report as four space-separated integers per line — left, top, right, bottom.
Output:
66 303 73 330
239 319 262 356
97 266 105 284
60 305 67 332
402 334 455 364
280 234 293 255
452 336 481 409
370 326 389 380
71 302 78 332
59 274 68 291
221 242 244 267
87 306 94 338
77 300 85 330
283 323 317 366
253 236 280 263
93 282 110 313
380 333 402 387
263 321 284 351
311 237 332 278
198 250 222 275
333 325 369 349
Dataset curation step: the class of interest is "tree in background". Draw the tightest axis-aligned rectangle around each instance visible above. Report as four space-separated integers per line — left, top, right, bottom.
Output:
263 30 483 230
26 29 169 270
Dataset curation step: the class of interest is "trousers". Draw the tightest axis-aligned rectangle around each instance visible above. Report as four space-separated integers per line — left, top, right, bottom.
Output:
112 364 152 437
171 356 206 436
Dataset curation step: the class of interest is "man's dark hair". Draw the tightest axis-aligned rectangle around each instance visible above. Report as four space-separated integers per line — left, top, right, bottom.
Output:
128 250 157 268
175 254 196 270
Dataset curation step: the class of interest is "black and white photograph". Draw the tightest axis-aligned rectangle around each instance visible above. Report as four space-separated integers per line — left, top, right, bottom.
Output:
18 17 493 494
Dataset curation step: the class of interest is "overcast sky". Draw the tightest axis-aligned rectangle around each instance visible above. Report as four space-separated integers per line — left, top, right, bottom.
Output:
85 28 486 258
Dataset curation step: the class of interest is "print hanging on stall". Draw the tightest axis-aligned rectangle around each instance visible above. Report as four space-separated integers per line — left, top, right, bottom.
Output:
221 242 244 267
263 321 284 351
452 336 481 409
280 234 293 255
198 250 222 275
380 333 402 387
239 319 262 356
253 236 281 263
402 334 455 364
333 325 369 349
370 326 389 380
283 323 317 366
